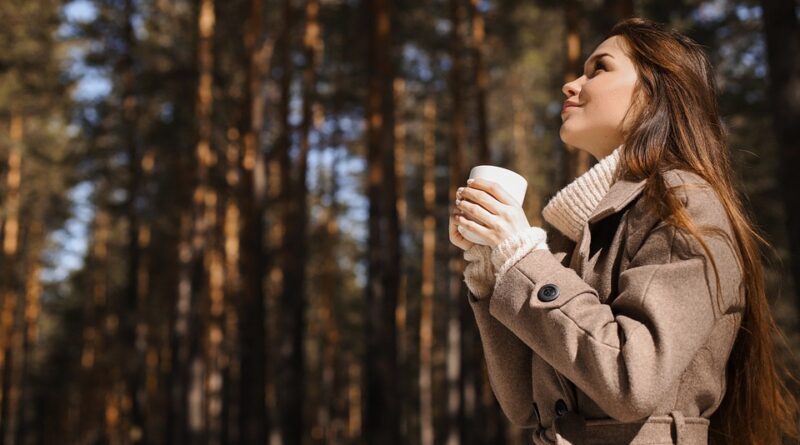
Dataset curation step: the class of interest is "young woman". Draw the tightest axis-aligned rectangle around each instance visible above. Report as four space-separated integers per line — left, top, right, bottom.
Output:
449 17 800 445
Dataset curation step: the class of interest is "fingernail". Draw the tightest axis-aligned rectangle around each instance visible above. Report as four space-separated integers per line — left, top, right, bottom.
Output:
467 179 475 184
455 199 461 205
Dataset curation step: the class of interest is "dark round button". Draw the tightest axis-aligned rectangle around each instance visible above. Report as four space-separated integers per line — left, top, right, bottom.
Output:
555 399 568 417
538 284 560 302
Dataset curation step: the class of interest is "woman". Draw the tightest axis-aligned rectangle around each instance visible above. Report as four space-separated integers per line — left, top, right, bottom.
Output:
449 17 800 445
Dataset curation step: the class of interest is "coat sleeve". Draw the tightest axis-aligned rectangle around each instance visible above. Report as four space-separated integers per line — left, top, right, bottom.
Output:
467 289 540 428
465 229 575 428
486 190 741 423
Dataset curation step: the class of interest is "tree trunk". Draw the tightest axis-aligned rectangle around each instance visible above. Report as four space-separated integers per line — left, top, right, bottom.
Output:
16 221 44 445
0 114 23 445
364 0 400 442
760 0 800 313
419 96 437 445
447 0 468 443
277 0 321 440
238 0 270 442
469 0 490 167
120 0 146 440
393 76 411 444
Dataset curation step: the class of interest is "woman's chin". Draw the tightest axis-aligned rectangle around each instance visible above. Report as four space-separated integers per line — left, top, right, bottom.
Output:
558 126 578 145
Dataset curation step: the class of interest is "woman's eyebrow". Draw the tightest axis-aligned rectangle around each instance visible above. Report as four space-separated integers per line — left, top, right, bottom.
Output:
584 53 614 74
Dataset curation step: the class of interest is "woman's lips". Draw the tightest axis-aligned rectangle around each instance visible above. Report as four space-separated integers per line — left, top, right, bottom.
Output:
562 103 580 112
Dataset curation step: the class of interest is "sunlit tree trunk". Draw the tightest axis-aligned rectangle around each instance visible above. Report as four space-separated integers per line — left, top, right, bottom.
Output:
0 114 23 445
171 208 193 444
16 221 44 445
393 76 414 443
447 0 468 443
469 0 490 167
419 96 437 445
205 159 224 445
184 0 217 442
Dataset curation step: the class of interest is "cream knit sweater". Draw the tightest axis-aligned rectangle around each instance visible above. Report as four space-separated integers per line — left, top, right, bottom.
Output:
463 144 623 299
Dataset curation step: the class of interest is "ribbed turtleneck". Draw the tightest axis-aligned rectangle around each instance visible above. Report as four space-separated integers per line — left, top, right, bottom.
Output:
541 144 623 242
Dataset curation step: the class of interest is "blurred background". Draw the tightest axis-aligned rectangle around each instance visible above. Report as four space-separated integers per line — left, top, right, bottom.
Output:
0 0 798 444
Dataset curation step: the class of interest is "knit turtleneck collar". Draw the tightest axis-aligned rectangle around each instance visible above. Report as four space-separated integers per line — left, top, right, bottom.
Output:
541 144 624 243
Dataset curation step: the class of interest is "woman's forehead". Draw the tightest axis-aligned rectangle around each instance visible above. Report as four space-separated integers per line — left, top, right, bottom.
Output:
593 36 625 57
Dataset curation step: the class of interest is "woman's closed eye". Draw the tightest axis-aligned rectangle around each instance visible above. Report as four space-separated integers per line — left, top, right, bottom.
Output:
591 61 606 76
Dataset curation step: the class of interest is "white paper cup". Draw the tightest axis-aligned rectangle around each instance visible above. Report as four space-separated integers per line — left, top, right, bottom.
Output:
458 165 528 246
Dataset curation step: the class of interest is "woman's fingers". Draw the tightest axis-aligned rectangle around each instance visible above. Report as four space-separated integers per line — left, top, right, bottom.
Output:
449 207 474 250
454 212 492 241
458 186 501 215
465 178 520 207
456 196 497 229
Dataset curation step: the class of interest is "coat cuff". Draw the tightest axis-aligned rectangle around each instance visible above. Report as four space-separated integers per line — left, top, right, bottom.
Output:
489 247 593 326
491 226 549 290
463 244 495 299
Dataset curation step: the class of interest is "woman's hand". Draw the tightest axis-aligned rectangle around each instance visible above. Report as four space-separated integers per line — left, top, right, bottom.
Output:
454 178 530 248
449 205 475 251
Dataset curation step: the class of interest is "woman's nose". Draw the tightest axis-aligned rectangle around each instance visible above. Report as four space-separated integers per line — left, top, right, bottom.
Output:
562 77 583 98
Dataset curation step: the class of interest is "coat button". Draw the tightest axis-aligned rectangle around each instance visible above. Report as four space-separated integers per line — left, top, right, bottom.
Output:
537 284 560 302
555 399 568 417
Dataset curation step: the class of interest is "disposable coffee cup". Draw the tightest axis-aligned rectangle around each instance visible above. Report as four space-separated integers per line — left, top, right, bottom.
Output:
457 165 528 246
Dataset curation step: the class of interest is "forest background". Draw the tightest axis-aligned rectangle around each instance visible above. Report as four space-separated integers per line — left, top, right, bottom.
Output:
1 0 799 444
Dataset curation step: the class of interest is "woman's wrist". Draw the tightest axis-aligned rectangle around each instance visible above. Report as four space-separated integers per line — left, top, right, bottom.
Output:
463 244 495 299
491 226 549 284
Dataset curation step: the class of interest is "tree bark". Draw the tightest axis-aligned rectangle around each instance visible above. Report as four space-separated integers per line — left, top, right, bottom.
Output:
447 0 468 444
469 0 490 167
363 0 401 442
760 0 800 313
0 114 23 445
120 0 146 440
238 0 269 442
419 97 437 445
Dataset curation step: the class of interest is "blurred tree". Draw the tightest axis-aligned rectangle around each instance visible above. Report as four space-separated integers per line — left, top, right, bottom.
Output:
0 0 75 443
760 0 800 313
363 0 401 442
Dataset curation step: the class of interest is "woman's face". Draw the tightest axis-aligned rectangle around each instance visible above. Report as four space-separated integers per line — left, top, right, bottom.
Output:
560 35 639 161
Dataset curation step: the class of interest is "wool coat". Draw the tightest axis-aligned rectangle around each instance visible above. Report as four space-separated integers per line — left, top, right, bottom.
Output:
467 169 745 445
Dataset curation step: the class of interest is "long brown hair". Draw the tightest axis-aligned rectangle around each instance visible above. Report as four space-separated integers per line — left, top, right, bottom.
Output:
602 17 800 445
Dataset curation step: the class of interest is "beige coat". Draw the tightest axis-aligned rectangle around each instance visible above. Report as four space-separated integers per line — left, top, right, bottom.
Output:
468 169 745 444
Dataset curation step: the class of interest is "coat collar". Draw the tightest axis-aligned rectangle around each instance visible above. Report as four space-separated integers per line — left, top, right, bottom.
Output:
541 145 624 242
574 175 648 273
586 175 648 225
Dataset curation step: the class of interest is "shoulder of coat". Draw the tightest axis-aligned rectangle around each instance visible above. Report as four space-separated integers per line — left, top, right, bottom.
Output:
661 168 722 209
626 168 716 221
662 168 713 192
661 168 736 254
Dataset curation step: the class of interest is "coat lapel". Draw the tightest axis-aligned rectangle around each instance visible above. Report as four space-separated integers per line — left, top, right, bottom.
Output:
574 176 648 273
586 176 648 225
